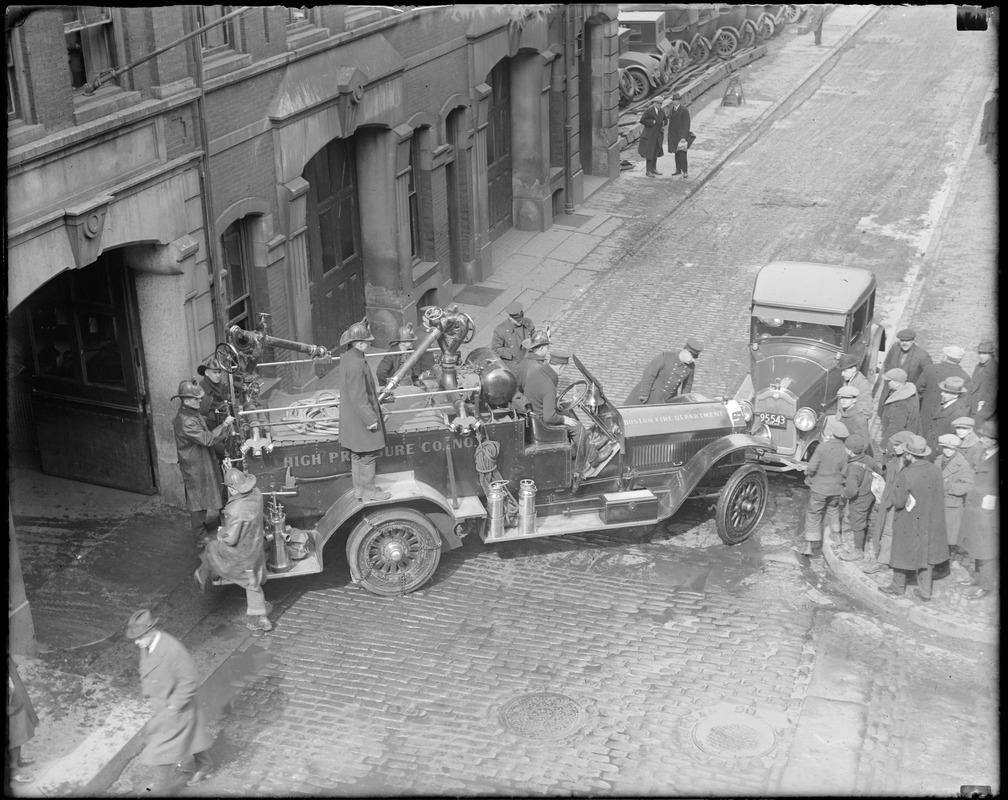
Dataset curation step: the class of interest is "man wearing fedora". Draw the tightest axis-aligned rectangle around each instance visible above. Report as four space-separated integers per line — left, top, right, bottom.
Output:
967 339 998 421
958 420 999 600
923 376 972 451
194 467 272 633
628 339 702 405
339 318 391 503
881 434 948 601
878 368 920 447
491 301 535 368
126 610 214 791
878 329 932 415
173 378 235 550
838 353 875 422
376 323 425 389
916 345 969 432
666 92 693 179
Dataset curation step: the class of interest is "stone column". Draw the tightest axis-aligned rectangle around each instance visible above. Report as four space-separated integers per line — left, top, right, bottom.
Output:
510 51 554 232
281 177 315 388
472 83 493 280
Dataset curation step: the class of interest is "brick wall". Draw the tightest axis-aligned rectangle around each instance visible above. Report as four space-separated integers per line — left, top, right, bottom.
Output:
18 8 73 129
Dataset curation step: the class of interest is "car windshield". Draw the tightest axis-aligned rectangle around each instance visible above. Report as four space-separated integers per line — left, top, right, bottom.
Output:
752 316 845 347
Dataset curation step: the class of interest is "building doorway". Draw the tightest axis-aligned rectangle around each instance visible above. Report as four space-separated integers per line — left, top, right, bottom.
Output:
486 58 513 241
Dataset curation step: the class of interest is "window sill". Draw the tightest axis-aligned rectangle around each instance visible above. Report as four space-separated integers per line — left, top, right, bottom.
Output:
202 50 253 81
412 259 440 285
285 24 329 51
72 85 142 126
7 119 46 149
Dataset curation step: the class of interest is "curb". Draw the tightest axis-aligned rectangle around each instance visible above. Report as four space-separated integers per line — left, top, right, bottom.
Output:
822 529 997 645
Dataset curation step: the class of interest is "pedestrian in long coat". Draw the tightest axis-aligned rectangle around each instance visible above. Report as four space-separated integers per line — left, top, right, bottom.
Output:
877 329 932 415
637 97 666 177
923 376 972 451
173 379 234 546
958 420 999 600
863 430 915 575
936 433 974 552
339 319 390 502
880 435 948 600
127 610 214 791
194 468 272 632
967 339 998 421
878 368 920 446
666 93 693 177
491 302 535 366
627 340 701 404
7 656 38 784
916 346 969 433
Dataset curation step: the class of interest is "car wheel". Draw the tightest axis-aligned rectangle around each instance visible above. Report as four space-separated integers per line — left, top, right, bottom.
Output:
626 67 650 102
346 507 442 596
690 37 711 64
715 464 768 545
757 15 776 41
740 21 757 49
619 68 636 105
785 4 804 24
713 28 739 59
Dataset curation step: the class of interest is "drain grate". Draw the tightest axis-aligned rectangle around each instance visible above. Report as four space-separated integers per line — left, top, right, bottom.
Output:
499 692 586 740
691 712 777 758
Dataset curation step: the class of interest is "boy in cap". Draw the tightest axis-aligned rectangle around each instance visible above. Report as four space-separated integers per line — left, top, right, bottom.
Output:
878 368 920 447
936 433 974 568
797 417 848 557
629 339 701 405
958 420 999 600
878 329 932 414
968 339 997 421
836 385 872 456
952 416 985 470
838 433 877 563
173 379 235 549
491 302 535 366
863 430 915 574
838 353 874 421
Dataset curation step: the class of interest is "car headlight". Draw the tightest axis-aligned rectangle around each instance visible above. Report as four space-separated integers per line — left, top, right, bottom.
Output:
738 399 754 423
793 407 817 432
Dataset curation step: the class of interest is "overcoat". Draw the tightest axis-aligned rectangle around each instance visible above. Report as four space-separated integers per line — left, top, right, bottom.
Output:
924 394 973 451
637 103 666 160
666 104 691 151
959 446 999 560
879 383 920 445
524 361 564 425
376 351 423 389
890 458 948 569
338 346 386 453
198 376 228 426
872 448 905 551
968 357 998 420
8 656 39 748
804 438 847 495
837 405 872 455
878 343 932 414
491 317 535 364
939 450 974 546
916 360 970 428
959 435 986 471
628 351 695 404
173 406 229 511
138 631 213 766
201 487 267 588
516 351 545 392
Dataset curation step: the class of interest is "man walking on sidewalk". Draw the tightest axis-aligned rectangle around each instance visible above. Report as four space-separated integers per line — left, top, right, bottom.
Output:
127 610 215 793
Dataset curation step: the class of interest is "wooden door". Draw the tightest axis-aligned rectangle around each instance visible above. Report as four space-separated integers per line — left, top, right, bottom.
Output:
486 59 513 242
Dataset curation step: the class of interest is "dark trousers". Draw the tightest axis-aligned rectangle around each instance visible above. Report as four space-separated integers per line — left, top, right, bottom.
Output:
803 491 841 542
846 494 875 551
150 750 213 794
674 149 688 175
645 157 657 174
891 564 934 598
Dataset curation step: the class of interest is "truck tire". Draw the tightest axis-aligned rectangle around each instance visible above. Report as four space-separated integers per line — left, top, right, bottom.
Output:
346 507 442 596
715 464 768 545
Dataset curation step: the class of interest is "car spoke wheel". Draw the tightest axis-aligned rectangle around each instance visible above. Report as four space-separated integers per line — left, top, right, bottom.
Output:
347 508 441 596
713 28 739 58
618 68 635 104
715 464 768 545
757 16 776 41
627 68 650 101
740 21 757 48
690 37 711 64
785 4 803 24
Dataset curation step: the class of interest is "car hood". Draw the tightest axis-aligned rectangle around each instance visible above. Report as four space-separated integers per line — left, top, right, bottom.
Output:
750 341 840 410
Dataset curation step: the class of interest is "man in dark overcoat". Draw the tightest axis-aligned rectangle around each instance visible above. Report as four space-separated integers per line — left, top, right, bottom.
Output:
923 376 972 451
877 329 932 415
491 302 535 367
376 323 424 389
127 610 214 791
338 318 391 502
936 433 974 560
880 435 948 601
863 430 915 575
7 655 39 784
958 420 999 600
878 368 920 446
637 96 666 177
917 346 969 436
173 379 234 549
628 340 701 405
967 339 997 421
666 92 692 178
194 467 272 633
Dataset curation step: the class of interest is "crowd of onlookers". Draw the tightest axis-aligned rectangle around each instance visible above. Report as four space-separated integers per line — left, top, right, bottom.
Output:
799 331 998 603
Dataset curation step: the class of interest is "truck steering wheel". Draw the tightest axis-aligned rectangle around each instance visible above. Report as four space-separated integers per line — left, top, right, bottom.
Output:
557 380 589 413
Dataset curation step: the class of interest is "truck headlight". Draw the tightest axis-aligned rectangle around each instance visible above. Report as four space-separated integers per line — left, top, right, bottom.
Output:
738 399 754 423
794 407 816 432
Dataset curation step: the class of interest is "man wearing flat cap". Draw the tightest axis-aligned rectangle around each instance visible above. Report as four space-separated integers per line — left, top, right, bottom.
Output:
836 385 872 456
629 339 701 405
878 329 932 415
958 420 999 600
916 345 969 437
838 353 874 421
923 375 972 451
936 433 975 562
879 368 920 447
492 301 535 367
126 610 214 790
194 467 272 633
173 379 235 550
863 430 916 574
881 434 948 601
797 416 848 557
952 416 985 470
967 339 998 421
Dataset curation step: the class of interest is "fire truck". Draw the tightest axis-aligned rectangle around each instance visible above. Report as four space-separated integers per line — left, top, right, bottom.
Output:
212 306 775 596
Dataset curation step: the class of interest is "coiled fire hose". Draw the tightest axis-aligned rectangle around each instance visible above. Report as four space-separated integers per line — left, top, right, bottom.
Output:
282 390 340 435
474 434 518 524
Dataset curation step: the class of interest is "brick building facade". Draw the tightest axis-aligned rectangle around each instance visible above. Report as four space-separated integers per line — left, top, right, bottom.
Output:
6 5 620 505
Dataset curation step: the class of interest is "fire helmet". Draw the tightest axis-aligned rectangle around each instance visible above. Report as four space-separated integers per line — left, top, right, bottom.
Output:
173 378 205 400
522 329 551 351
222 467 257 493
392 322 417 344
339 317 375 348
197 355 223 376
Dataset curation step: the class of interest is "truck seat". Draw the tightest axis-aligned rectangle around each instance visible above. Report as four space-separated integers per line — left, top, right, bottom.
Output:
527 413 569 445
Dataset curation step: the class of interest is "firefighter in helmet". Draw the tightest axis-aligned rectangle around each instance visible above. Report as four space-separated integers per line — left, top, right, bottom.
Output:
197 355 230 460
338 318 392 502
376 323 424 389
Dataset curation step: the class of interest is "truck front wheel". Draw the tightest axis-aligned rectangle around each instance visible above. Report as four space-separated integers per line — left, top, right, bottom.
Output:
715 464 768 545
346 508 442 596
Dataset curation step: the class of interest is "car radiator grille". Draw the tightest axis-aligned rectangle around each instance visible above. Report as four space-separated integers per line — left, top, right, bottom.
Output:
629 435 719 469
756 393 797 454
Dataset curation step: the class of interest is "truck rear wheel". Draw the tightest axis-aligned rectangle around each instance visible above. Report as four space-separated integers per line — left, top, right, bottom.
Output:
715 464 768 545
346 507 442 596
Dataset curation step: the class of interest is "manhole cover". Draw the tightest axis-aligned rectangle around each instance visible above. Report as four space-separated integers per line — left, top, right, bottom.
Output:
691 712 777 758
499 692 585 739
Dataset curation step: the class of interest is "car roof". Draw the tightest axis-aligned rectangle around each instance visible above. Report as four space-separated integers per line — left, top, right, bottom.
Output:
619 11 665 22
752 262 876 313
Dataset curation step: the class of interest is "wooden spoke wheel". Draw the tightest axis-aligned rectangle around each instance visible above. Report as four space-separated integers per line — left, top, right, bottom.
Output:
715 464 768 545
713 28 739 58
626 67 650 102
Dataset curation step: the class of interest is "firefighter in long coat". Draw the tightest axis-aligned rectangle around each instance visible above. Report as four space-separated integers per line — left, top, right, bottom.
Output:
338 318 391 502
877 329 932 415
173 379 234 548
958 420 999 601
879 435 948 601
376 323 424 389
491 302 535 367
197 355 230 460
127 610 214 791
194 467 272 633
936 433 974 557
628 340 702 405
878 368 920 446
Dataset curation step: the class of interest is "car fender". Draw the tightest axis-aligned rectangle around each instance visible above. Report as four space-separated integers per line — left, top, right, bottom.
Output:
619 51 662 82
668 433 774 516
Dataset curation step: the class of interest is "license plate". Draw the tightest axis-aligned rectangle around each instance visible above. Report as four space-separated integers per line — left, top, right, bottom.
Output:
759 412 787 428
